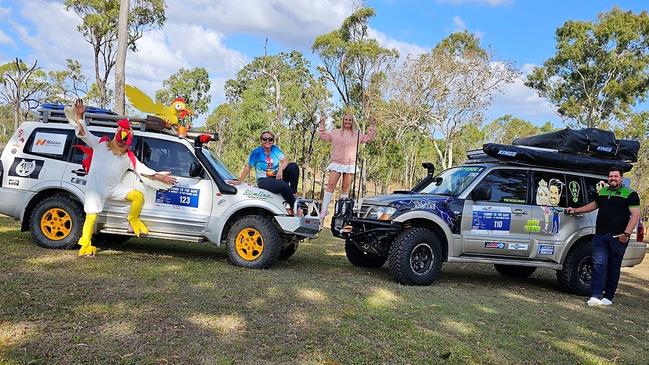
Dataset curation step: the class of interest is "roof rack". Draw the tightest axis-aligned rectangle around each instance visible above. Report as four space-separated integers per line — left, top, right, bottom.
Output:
38 103 147 131
36 103 219 141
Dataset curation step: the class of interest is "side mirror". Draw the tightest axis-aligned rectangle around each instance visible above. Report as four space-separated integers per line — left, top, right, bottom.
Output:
471 184 491 201
189 161 204 178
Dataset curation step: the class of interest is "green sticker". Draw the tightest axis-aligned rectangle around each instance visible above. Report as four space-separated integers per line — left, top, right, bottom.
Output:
569 181 580 203
524 219 541 233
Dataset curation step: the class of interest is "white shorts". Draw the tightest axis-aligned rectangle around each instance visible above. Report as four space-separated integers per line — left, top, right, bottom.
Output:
327 163 356 174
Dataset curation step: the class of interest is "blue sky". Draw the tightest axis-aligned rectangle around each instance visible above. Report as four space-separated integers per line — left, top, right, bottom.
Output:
0 0 647 126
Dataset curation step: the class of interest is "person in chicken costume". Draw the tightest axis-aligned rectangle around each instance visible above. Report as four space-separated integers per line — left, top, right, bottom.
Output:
67 99 176 256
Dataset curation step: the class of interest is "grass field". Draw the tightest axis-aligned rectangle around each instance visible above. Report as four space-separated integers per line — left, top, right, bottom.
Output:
1 215 648 365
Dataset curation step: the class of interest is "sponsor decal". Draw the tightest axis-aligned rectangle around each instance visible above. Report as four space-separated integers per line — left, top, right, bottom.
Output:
243 189 272 200
524 219 541 233
596 145 613 153
31 132 67 155
217 199 226 206
471 206 511 235
538 244 555 255
569 181 580 203
9 158 44 179
71 177 87 186
8 179 19 186
484 241 505 249
508 243 528 251
11 148 17 154
17 129 25 144
497 149 517 157
156 186 200 208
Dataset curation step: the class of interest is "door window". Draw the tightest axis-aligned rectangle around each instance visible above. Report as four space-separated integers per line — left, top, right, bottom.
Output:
532 172 567 208
141 138 199 178
565 175 586 207
476 169 529 204
584 177 608 204
70 131 140 165
24 128 74 161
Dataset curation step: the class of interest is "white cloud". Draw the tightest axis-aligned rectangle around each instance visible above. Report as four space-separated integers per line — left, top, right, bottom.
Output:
166 0 352 48
437 0 513 6
452 16 466 32
0 30 13 45
0 6 11 17
488 63 557 123
367 27 428 60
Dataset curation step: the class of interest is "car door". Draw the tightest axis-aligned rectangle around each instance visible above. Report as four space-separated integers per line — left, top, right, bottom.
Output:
529 171 596 262
461 168 534 257
137 136 213 236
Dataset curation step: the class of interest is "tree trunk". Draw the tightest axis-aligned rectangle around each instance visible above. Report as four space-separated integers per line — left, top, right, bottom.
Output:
114 0 130 115
93 46 107 108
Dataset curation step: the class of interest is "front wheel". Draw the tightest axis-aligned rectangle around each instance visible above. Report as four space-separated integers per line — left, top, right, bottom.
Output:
387 227 443 285
226 215 282 269
30 195 84 249
345 240 387 268
557 240 592 295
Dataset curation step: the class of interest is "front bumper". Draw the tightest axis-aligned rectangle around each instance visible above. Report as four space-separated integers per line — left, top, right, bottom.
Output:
622 241 647 267
274 215 321 238
331 215 401 239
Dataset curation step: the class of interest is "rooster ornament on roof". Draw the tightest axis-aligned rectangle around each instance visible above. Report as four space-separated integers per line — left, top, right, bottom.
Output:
124 84 192 133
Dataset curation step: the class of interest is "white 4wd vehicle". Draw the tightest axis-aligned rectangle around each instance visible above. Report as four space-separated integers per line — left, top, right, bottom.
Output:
0 105 321 268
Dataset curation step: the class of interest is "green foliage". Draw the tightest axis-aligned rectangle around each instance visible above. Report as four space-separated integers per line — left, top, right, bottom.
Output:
47 59 88 103
482 115 554 144
0 59 50 128
65 0 166 107
156 67 212 119
312 6 398 114
525 8 649 128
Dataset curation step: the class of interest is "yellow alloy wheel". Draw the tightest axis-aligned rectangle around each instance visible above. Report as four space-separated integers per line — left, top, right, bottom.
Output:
235 228 264 261
40 208 72 241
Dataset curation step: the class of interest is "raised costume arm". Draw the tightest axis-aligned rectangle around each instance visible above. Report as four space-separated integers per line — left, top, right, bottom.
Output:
360 117 377 144
65 101 100 147
318 116 332 142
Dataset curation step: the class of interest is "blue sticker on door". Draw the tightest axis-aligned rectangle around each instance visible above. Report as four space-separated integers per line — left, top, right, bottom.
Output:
155 186 200 208
471 206 511 235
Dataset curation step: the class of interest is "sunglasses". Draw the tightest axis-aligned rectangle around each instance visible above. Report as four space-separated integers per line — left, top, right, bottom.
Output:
261 137 274 142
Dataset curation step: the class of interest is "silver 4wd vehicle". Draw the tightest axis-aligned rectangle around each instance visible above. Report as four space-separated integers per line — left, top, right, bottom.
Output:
0 104 321 268
332 153 646 294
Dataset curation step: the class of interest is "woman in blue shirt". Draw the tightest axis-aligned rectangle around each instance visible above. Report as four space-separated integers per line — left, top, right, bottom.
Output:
231 131 301 215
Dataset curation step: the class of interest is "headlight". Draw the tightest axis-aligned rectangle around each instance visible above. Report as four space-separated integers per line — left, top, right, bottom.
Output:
366 206 396 221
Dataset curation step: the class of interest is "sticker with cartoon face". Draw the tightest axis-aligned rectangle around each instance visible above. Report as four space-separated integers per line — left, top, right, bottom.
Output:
534 177 565 235
9 158 44 179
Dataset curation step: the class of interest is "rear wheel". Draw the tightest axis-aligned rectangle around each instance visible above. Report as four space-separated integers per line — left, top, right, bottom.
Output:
557 240 592 295
30 195 83 249
494 264 537 278
345 240 387 268
226 215 282 269
388 228 443 285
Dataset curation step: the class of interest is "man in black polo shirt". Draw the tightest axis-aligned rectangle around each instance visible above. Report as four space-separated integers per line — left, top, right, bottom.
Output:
566 167 641 306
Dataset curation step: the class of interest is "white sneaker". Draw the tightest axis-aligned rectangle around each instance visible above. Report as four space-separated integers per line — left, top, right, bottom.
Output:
587 297 603 306
600 298 613 306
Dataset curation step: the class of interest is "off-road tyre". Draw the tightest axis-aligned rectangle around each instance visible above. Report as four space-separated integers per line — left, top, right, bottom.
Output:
494 264 537 278
345 240 387 268
30 195 84 249
226 215 282 269
557 239 592 295
387 227 443 285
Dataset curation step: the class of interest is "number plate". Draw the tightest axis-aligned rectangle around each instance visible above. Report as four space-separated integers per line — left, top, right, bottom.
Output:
155 186 200 208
